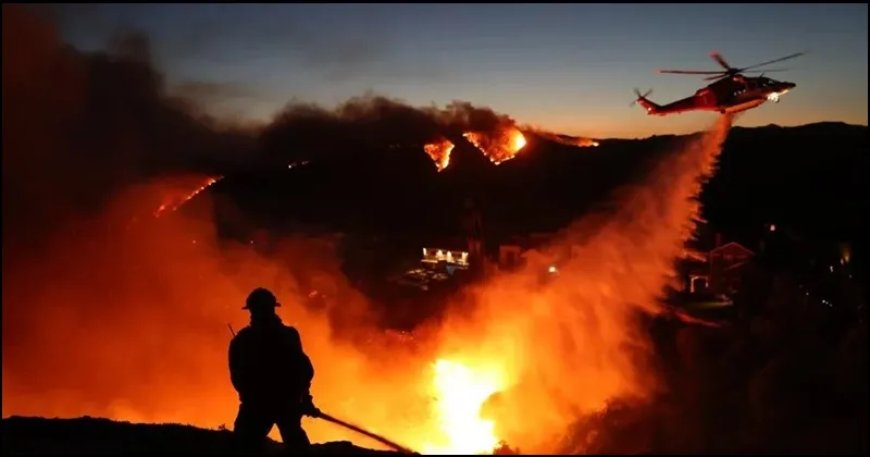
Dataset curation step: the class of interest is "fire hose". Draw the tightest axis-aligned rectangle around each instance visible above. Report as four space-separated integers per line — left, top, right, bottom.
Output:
314 410 418 455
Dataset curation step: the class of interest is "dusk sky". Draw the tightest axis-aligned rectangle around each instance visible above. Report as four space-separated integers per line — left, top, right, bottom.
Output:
44 4 867 138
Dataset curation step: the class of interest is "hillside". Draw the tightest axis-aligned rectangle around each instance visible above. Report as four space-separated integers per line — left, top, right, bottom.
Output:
212 122 866 238
207 121 868 283
0 416 403 455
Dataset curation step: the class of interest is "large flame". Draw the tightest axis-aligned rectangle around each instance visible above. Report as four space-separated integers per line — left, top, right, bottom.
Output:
423 138 454 172
511 130 527 152
463 127 527 165
3 116 734 453
422 359 506 454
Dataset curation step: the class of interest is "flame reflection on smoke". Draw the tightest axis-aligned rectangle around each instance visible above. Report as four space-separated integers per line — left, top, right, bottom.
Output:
527 129 599 148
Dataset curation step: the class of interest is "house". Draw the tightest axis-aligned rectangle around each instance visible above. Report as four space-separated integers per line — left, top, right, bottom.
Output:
682 240 755 296
708 242 755 295
421 247 470 272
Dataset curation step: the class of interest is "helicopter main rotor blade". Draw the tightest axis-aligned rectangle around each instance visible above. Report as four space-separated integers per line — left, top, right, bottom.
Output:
739 52 805 71
744 68 790 73
658 69 726 75
710 52 734 71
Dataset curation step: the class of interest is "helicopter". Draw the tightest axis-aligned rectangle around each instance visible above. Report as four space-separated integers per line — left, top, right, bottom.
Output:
632 51 804 116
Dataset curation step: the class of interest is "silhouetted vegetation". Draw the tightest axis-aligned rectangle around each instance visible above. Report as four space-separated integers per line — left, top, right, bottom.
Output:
563 241 867 454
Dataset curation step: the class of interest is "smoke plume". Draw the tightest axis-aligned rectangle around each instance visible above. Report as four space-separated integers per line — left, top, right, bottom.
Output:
259 95 535 169
2 6 252 251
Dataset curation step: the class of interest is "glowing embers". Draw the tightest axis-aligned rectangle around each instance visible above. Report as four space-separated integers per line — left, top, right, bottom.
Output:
423 359 505 455
288 160 311 170
153 176 222 218
463 127 527 165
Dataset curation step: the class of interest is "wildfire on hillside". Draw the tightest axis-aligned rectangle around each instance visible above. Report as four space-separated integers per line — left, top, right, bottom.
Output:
423 138 455 172
463 127 527 165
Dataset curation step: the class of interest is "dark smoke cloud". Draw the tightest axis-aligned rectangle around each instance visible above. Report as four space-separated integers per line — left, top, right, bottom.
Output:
1 3 545 343
259 94 521 167
2 7 392 431
2 5 536 258
2 5 253 250
169 80 264 109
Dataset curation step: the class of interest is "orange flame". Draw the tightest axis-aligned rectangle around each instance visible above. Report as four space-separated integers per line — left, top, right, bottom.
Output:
423 138 454 172
463 127 527 165
422 358 505 454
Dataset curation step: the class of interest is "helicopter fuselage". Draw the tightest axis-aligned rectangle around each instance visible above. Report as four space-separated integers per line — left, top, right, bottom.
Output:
708 76 796 112
636 76 796 116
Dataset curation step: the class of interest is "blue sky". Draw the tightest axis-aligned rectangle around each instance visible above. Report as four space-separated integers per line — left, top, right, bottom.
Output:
44 4 867 138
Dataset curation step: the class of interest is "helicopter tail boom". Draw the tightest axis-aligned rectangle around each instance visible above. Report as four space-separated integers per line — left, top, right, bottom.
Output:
635 96 661 115
632 88 661 114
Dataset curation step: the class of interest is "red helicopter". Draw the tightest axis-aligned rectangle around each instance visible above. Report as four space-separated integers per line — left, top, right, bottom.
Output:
633 51 804 116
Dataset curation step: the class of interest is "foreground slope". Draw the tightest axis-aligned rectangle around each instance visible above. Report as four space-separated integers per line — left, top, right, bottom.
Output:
1 416 403 455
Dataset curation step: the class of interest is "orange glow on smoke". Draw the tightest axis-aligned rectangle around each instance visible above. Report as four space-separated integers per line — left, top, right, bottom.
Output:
463 127 527 165
528 129 599 148
423 138 454 172
2 117 734 453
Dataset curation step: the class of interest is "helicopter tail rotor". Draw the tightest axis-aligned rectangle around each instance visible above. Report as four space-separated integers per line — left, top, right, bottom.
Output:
630 88 653 107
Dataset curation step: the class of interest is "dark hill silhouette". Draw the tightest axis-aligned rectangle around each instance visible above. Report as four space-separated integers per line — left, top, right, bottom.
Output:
700 122 867 262
212 122 866 261
212 124 681 243
206 122 868 323
0 416 403 456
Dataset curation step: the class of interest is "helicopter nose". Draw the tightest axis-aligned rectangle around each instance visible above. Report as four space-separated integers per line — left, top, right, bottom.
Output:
782 81 796 90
